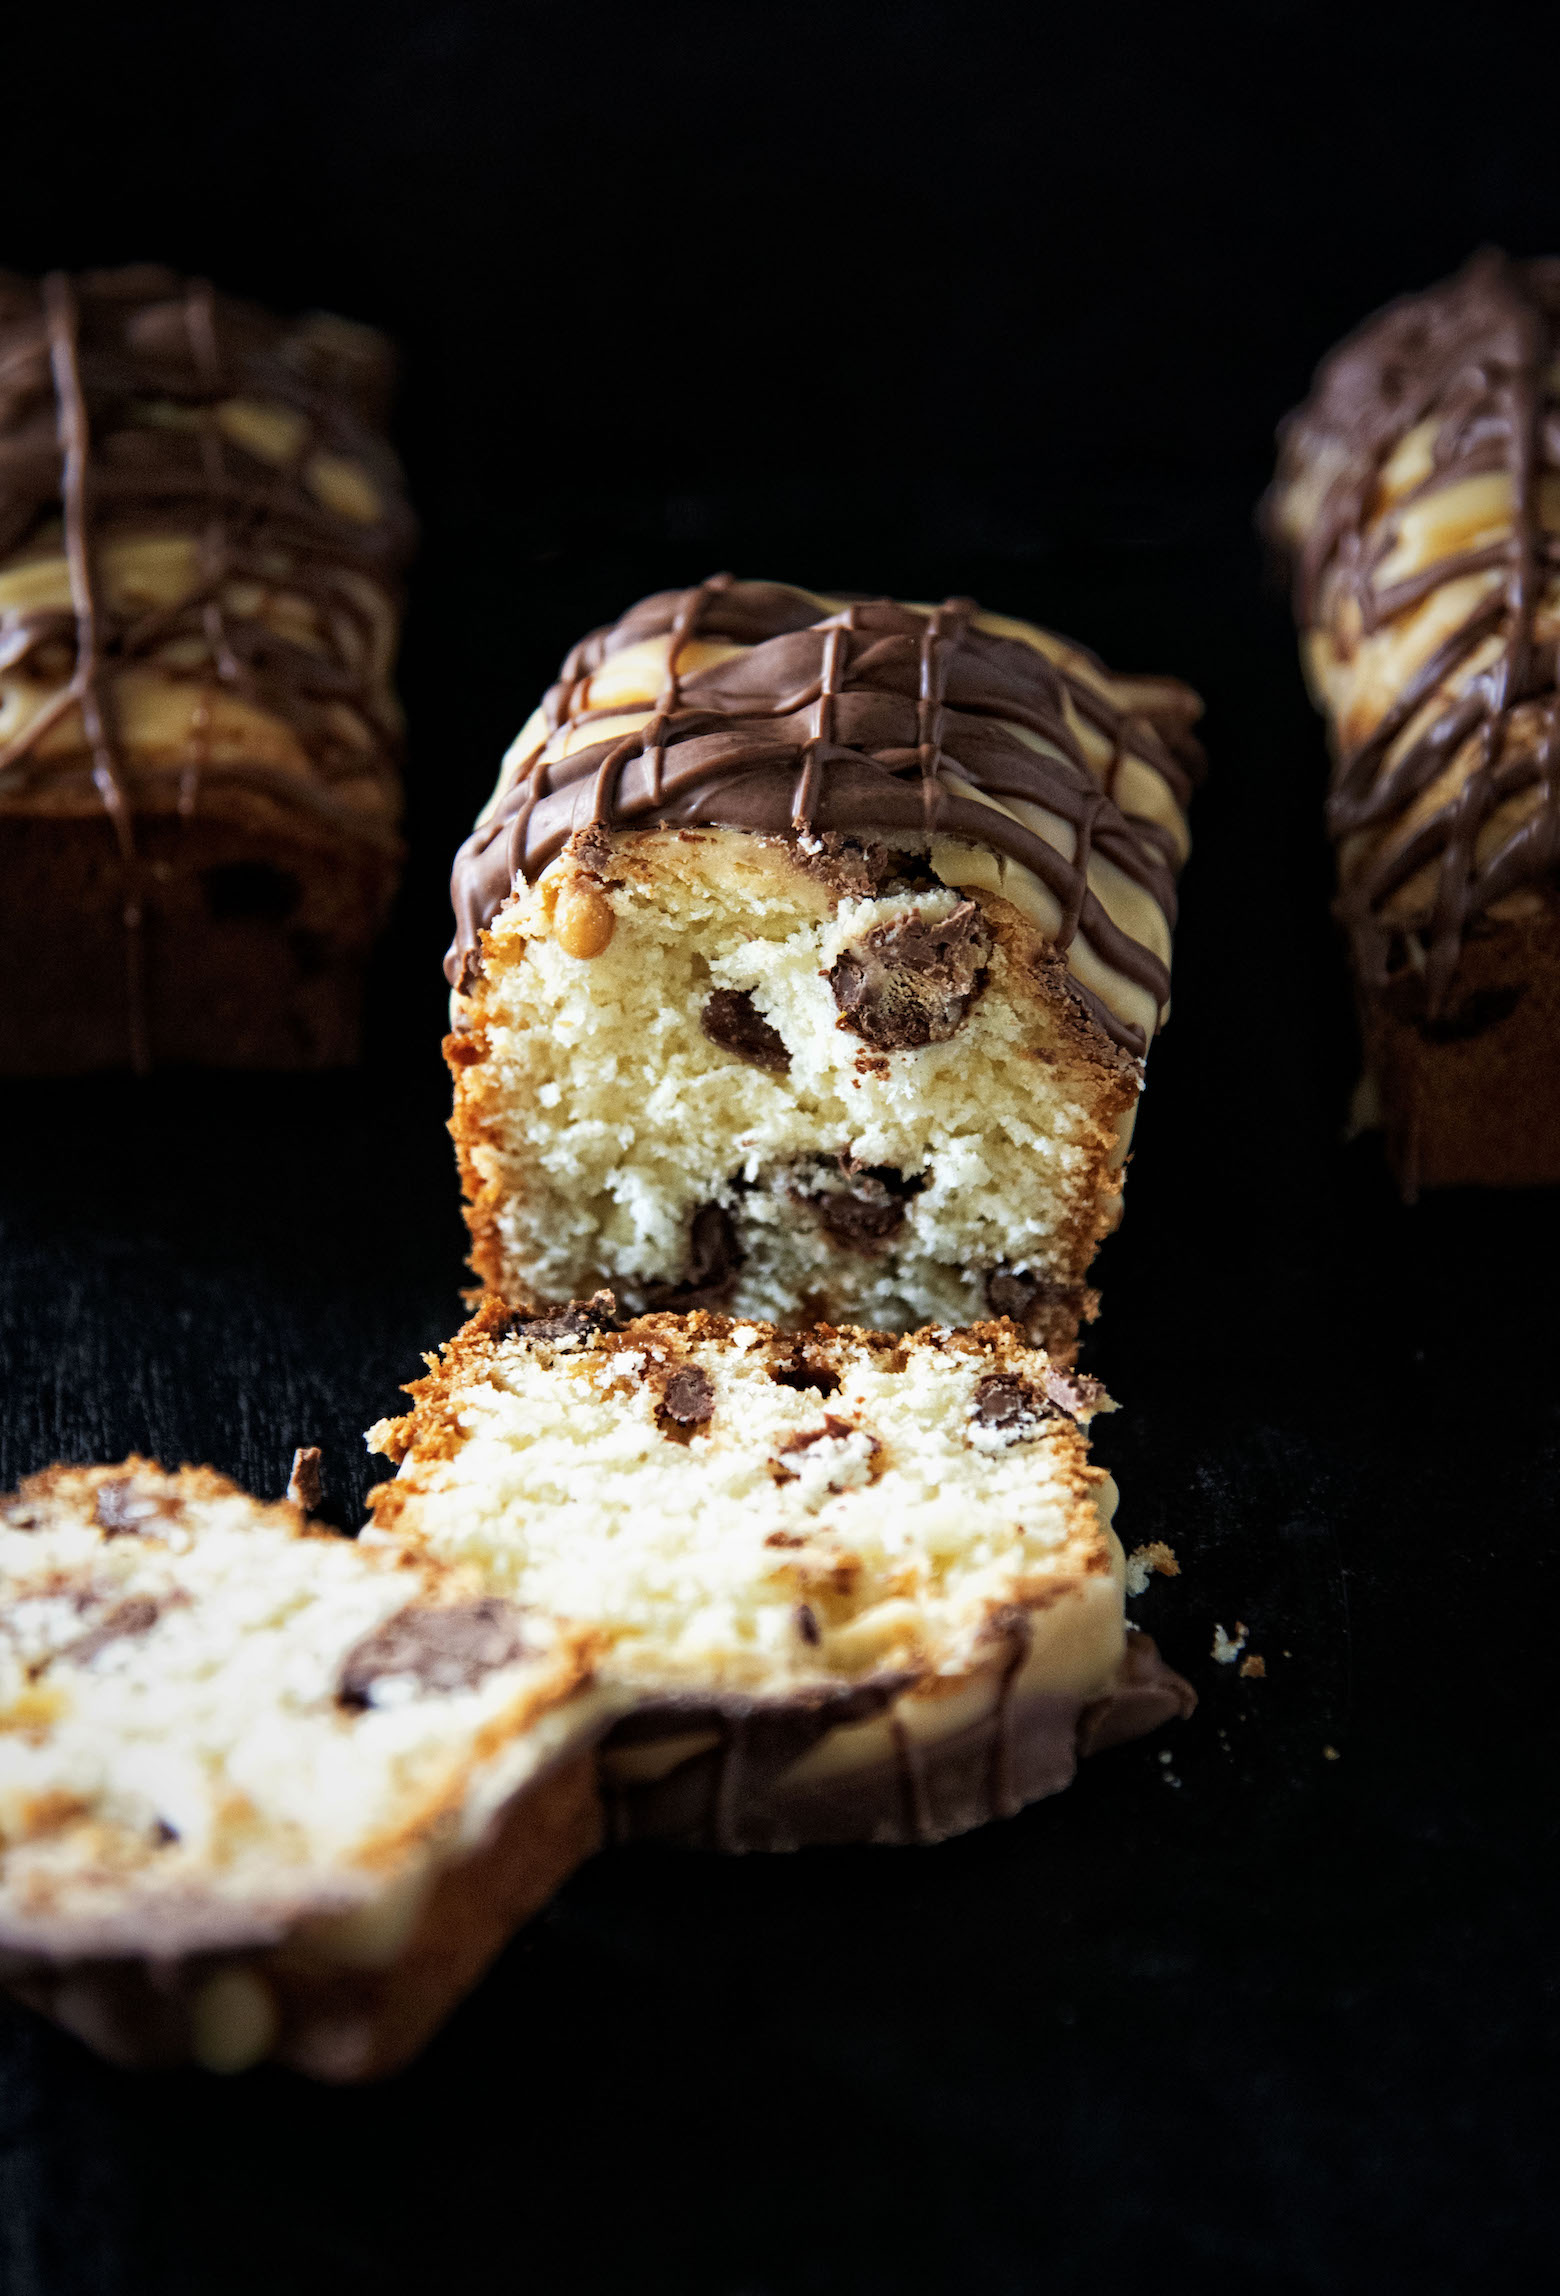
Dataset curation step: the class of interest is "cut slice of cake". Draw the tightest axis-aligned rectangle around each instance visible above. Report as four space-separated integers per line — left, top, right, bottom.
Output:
445 577 1201 1356
368 1296 1195 1852
0 1459 603 2079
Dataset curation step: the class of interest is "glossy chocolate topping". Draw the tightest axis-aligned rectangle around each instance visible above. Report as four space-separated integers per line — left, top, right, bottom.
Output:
449 577 1197 1055
1269 248 1560 1015
0 264 414 1068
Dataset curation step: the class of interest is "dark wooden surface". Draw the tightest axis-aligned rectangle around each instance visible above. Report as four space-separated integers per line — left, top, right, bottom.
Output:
2 5 1556 2288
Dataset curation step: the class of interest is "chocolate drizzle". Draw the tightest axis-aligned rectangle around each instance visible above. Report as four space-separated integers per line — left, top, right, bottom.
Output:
0 265 413 1070
1270 249 1560 1023
448 577 1197 1056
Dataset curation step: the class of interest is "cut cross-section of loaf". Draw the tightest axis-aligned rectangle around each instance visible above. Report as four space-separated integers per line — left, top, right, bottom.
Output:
0 1460 603 2079
368 1297 1195 1852
446 578 1201 1356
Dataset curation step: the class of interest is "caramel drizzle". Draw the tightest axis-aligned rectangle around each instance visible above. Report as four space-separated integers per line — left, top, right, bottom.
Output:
0 267 411 1064
454 577 1191 1056
1285 251 1560 1017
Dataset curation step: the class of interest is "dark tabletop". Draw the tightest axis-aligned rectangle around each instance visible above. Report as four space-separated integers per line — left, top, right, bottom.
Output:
1 5 1556 2290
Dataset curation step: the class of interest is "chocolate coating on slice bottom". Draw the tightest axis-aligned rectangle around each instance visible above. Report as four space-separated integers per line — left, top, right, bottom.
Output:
599 1634 1194 1852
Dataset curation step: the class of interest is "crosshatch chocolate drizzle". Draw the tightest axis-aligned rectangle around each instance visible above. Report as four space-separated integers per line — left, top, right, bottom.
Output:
448 576 1197 1057
1270 248 1560 1020
0 264 413 1069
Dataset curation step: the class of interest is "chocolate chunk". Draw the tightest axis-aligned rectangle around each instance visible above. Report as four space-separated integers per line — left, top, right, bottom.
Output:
1041 1367 1109 1419
970 1374 1053 1435
794 1604 822 1646
286 1446 324 1513
519 1290 619 1345
828 900 991 1051
769 1347 841 1398
700 989 790 1073
987 1268 1058 1324
985 1267 1093 1347
93 1479 179 1537
337 1599 530 1710
659 1366 715 1430
780 1414 858 1455
567 822 615 880
800 1163 923 1251
790 833 895 900
57 1595 165 1669
642 1203 744 1310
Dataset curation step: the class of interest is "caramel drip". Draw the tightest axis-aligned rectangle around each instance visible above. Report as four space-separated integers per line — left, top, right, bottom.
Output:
1272 249 1560 1020
450 577 1195 1056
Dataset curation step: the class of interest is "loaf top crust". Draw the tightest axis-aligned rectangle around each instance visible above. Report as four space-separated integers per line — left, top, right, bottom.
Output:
450 577 1201 1056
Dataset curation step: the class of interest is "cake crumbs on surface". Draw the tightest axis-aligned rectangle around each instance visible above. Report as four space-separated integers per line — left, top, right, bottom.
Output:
1124 1540 1180 1596
1238 1654 1266 1679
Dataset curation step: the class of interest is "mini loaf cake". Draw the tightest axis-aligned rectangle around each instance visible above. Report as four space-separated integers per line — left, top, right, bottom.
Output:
0 1459 601 2079
446 577 1200 1355
0 264 414 1073
367 1296 1195 1852
1267 248 1560 1190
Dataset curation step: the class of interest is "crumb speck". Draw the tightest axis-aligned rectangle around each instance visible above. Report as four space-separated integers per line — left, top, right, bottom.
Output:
1323 1744 1340 1761
1238 1654 1266 1679
1211 1620 1248 1664
1125 1539 1180 1596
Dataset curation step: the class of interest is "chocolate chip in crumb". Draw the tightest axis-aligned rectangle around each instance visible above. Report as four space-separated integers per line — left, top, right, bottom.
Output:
780 1413 856 1454
769 1348 841 1398
642 1203 744 1310
828 899 991 1051
798 1161 924 1252
795 1604 821 1646
790 833 896 899
658 1366 715 1433
970 1374 1053 1436
338 1599 530 1710
700 989 790 1073
1041 1366 1110 1418
93 1478 179 1537
985 1267 1094 1349
58 1595 165 1668
519 1291 619 1344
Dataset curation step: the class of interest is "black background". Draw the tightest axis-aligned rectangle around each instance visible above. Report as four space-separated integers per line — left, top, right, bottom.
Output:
1 3 1557 2289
